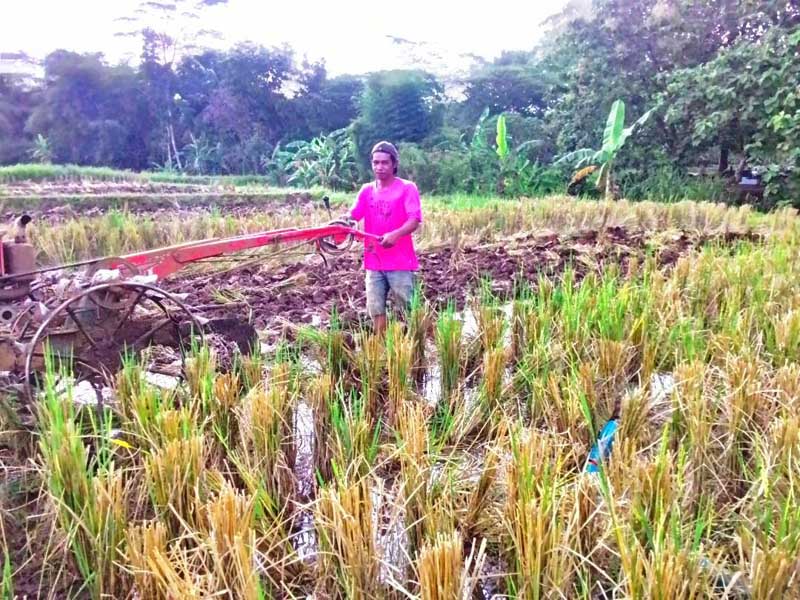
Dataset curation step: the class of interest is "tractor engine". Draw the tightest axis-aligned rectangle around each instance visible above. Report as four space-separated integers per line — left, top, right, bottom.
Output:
0 215 35 371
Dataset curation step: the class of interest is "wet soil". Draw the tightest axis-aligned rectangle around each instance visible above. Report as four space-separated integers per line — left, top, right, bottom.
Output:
166 225 762 341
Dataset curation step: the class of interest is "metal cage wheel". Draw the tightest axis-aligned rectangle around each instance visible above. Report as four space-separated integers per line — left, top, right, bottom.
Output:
83 257 142 310
23 282 205 402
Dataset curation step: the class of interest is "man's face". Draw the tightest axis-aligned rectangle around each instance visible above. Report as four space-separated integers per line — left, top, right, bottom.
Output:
371 152 394 180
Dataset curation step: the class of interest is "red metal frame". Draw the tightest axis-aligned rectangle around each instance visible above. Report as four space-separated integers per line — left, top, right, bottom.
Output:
112 224 378 280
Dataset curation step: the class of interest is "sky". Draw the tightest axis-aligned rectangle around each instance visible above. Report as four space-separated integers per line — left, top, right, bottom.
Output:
1 0 570 76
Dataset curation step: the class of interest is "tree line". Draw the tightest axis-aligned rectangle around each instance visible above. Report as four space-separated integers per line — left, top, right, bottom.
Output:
1 0 798 204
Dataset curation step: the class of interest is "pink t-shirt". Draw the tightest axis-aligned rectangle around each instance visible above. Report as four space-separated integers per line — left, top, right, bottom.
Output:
349 177 422 271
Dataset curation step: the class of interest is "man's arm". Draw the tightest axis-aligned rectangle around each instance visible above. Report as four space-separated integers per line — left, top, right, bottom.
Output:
379 217 420 248
347 186 368 222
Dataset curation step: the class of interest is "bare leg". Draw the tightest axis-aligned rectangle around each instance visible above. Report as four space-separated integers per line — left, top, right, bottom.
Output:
373 314 387 336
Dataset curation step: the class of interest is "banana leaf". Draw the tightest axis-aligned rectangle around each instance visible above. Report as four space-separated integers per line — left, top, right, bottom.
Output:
602 99 626 154
618 106 656 150
554 148 596 166
496 114 509 160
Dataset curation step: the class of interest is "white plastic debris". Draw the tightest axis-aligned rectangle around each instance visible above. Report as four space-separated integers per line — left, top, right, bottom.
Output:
90 268 122 285
650 372 676 405
71 380 116 406
144 371 179 390
130 273 158 285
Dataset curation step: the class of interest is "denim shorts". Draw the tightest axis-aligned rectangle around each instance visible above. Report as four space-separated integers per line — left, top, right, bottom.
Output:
365 270 416 317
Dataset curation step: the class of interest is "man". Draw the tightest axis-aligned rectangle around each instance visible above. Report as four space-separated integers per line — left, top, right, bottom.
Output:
347 141 422 334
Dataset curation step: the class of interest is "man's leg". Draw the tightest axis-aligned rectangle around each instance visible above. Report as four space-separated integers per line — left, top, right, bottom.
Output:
386 271 417 319
365 270 389 335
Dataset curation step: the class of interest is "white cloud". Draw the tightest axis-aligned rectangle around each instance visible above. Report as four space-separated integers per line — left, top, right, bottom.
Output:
2 0 567 75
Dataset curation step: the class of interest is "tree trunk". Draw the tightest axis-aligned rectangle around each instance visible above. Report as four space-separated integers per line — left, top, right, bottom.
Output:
718 144 729 174
605 162 614 200
168 120 182 171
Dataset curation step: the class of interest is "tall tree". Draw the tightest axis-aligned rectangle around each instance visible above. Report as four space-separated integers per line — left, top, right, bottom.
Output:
459 51 552 124
0 74 38 163
540 0 799 162
116 0 229 169
661 25 800 200
25 51 150 168
353 69 444 169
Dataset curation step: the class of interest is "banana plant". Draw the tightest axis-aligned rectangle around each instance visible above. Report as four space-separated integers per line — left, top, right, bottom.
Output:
282 128 359 190
496 114 509 161
495 114 509 194
493 112 542 195
556 99 654 199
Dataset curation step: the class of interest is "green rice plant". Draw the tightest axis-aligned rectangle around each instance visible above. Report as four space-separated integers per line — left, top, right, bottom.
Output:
435 303 464 402
115 353 173 439
397 401 430 556
315 474 380 598
386 321 414 425
591 339 635 419
116 356 187 449
771 307 800 365
510 278 544 364
154 407 195 445
428 393 457 451
209 371 243 447
329 389 381 479
480 345 506 419
0 516 12 600
324 309 350 384
420 468 460 543
89 468 131 596
537 370 592 455
236 343 265 391
0 163 136 182
145 434 206 538
722 352 768 483
504 426 578 598
204 484 260 600
552 267 592 356
738 418 800 598
407 282 433 371
37 351 131 599
416 530 486 600
185 343 217 416
234 376 295 516
310 373 336 484
476 300 507 356
671 361 718 499
221 369 299 587
355 329 385 420
125 521 203 598
511 296 530 365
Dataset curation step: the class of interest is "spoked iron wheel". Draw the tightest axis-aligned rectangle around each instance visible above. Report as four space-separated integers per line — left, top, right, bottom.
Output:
23 282 205 402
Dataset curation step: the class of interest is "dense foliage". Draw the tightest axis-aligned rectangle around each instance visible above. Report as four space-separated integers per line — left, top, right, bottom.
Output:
1 0 798 203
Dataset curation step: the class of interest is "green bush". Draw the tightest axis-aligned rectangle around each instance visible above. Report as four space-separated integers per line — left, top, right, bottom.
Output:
620 166 729 203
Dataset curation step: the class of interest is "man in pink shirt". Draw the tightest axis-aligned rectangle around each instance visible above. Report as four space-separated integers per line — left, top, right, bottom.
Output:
347 141 422 335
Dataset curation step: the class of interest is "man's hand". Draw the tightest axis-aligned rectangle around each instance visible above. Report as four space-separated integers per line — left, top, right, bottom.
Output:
378 230 401 248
